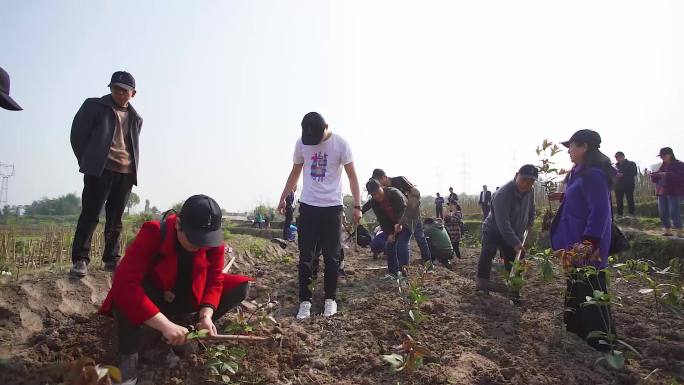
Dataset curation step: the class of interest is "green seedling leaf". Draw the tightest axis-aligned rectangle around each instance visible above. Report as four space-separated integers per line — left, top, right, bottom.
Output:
187 329 210 340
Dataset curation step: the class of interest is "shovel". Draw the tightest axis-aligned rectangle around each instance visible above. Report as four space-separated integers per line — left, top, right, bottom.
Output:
508 229 529 280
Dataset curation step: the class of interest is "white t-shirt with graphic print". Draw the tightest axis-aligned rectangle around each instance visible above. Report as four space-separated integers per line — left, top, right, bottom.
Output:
293 133 353 207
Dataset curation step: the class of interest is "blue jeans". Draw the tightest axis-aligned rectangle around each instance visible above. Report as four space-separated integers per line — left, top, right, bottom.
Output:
370 231 388 254
386 228 412 275
658 195 682 229
409 220 433 263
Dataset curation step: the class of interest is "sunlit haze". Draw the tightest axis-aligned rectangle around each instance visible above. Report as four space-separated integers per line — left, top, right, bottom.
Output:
1 1 682 212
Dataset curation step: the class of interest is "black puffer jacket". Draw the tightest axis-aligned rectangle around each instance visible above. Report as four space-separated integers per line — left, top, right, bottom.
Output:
70 94 143 184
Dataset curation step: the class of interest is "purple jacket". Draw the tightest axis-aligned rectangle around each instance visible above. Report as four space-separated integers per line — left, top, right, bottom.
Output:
550 166 612 268
650 160 684 197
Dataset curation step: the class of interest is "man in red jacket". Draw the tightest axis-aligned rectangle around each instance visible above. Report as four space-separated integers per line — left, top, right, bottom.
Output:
99 195 252 385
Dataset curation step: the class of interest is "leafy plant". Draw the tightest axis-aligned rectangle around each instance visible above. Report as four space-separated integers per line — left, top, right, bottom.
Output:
534 139 566 232
575 266 640 370
204 345 247 384
382 333 432 373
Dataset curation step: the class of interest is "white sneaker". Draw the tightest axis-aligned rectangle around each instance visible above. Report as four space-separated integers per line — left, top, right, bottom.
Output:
296 301 311 319
323 299 337 317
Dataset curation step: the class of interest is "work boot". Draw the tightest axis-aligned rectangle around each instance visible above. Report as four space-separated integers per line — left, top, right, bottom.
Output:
69 260 88 278
103 256 121 272
119 353 138 385
476 278 507 294
662 228 673 236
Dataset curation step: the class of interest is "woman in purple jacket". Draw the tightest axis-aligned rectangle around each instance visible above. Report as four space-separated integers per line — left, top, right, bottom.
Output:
548 129 615 351
650 147 684 237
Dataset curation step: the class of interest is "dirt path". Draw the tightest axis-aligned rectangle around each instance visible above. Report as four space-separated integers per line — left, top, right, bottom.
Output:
0 235 682 385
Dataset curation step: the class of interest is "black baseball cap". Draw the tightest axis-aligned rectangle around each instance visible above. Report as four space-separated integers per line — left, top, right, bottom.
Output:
301 112 326 145
561 129 601 148
108 71 136 91
518 164 539 180
179 195 223 248
372 169 386 179
366 179 381 194
658 147 674 157
0 66 22 111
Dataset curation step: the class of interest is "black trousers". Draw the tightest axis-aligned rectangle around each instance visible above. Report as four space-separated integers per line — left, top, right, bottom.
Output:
481 205 491 220
296 203 342 302
451 240 461 258
283 210 293 239
564 271 615 351
476 227 516 279
615 186 635 215
114 281 249 355
436 206 444 219
72 170 134 264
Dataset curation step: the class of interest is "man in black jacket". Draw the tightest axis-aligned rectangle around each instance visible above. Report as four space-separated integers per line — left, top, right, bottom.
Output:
69 71 143 278
365 179 411 278
614 151 637 216
362 169 432 265
478 185 492 219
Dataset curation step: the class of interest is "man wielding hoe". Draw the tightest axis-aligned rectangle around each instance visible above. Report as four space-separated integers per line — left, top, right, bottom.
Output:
476 165 537 294
69 71 143 277
99 195 252 385
278 112 362 320
365 179 410 278
362 169 432 266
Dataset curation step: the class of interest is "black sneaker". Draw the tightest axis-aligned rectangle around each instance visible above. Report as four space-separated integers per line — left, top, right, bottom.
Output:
104 257 121 272
119 353 138 385
69 260 88 278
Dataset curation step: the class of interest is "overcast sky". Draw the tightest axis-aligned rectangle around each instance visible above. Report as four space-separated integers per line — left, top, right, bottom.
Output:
1 0 682 212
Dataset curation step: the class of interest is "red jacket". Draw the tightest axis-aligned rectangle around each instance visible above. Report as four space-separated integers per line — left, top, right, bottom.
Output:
100 215 252 324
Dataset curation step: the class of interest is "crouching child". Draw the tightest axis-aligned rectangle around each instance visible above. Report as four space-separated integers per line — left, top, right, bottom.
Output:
99 195 252 385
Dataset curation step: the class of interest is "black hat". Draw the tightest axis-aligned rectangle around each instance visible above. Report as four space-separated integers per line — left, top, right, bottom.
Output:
0 66 22 111
658 147 674 157
518 164 539 180
179 195 223 248
561 129 601 148
371 169 386 179
301 112 326 145
366 179 381 194
108 71 136 91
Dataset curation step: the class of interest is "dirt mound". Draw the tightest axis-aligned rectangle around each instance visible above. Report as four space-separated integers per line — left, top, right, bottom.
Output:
1 235 683 385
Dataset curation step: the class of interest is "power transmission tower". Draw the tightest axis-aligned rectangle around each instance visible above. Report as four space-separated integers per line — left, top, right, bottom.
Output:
461 153 468 194
0 162 15 204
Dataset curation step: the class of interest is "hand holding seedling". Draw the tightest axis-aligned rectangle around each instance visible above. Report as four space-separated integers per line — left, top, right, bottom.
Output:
196 315 217 336
162 323 190 345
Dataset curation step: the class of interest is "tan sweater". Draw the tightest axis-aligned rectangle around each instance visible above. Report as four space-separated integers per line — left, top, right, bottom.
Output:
105 107 133 174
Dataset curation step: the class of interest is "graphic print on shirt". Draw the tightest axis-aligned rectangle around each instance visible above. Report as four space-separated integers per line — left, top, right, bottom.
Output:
310 152 328 182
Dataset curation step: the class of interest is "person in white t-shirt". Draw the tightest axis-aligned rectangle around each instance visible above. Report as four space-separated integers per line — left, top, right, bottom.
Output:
278 112 362 319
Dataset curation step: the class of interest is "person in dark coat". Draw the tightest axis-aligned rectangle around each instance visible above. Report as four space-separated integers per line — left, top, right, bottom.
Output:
99 195 252 385
549 129 615 351
366 179 410 278
361 169 432 265
476 165 537 293
447 187 459 205
478 185 492 219
435 193 445 219
614 151 637 216
69 71 143 278
650 147 684 237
